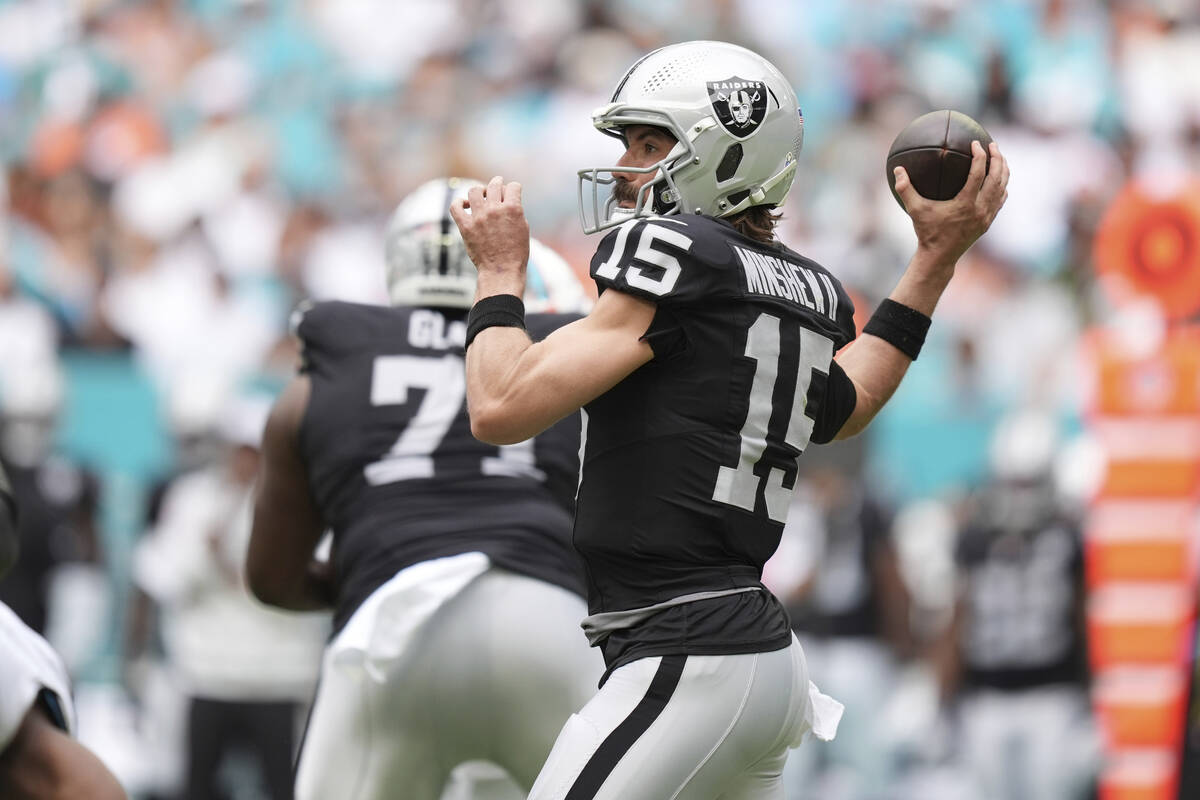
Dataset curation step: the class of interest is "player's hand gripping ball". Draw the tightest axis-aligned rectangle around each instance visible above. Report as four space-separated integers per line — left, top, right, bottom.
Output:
886 110 993 209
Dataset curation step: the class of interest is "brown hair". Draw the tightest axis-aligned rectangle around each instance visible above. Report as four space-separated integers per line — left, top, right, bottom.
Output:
728 204 781 244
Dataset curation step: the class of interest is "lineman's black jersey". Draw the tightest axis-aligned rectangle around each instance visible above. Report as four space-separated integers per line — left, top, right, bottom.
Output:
297 301 585 633
577 214 858 672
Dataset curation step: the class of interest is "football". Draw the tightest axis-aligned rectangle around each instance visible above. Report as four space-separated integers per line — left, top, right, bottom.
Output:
886 109 993 208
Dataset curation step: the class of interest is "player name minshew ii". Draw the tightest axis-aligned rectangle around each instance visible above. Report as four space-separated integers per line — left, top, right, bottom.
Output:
733 245 840 322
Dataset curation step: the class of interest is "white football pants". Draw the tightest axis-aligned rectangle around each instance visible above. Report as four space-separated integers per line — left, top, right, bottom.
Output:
294 563 602 800
958 685 1101 800
529 635 840 799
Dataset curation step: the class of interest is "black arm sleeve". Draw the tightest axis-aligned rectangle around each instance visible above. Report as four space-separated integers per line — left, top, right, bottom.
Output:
810 360 857 445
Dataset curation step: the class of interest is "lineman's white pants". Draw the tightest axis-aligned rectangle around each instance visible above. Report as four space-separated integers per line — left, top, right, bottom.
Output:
295 556 602 800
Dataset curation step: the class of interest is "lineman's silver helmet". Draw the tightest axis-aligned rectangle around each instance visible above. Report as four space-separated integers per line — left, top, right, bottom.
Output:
385 177 480 309
386 177 589 312
579 40 804 234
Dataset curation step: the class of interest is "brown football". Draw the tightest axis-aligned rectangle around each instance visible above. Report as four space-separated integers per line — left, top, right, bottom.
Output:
886 109 992 208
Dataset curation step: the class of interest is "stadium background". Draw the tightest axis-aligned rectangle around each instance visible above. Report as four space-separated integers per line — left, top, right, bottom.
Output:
1 0 1199 798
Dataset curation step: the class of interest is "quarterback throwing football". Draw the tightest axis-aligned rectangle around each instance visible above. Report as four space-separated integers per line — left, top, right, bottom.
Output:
454 40 1008 800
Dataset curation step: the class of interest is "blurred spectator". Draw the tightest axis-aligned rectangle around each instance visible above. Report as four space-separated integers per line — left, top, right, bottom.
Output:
100 224 283 407
929 410 1100 800
0 251 60 383
4 165 113 344
132 396 327 800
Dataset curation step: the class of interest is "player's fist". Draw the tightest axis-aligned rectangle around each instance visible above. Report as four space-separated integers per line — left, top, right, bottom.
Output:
450 176 530 295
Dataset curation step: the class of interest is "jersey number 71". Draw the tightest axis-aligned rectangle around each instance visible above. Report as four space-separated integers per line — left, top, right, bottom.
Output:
362 354 543 485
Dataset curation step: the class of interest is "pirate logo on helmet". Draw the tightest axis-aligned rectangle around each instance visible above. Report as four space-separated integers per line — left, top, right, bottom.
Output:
707 76 768 138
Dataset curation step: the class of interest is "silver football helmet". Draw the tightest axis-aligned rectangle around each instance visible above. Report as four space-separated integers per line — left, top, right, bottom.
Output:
386 177 589 312
578 40 804 234
385 177 481 309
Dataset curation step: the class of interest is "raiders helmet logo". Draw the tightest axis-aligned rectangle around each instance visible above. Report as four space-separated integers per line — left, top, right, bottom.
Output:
707 76 768 138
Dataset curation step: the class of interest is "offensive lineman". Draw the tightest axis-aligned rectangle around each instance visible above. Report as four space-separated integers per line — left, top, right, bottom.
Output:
452 41 1009 798
246 177 602 799
0 463 127 799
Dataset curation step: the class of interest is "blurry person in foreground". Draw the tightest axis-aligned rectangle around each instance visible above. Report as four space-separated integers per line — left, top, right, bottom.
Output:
0 460 127 799
930 410 1100 800
247 177 600 800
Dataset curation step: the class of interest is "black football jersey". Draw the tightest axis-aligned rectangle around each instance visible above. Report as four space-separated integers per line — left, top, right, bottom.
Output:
956 491 1088 691
576 214 857 669
296 301 585 633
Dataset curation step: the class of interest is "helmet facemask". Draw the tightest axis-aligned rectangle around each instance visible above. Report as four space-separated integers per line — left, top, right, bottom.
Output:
577 108 696 235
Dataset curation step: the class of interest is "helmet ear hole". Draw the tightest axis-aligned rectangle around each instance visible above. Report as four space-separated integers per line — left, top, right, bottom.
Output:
715 143 743 182
720 189 754 216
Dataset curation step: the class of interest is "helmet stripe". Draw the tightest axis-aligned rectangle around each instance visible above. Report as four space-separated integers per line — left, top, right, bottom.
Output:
610 47 661 102
438 180 455 276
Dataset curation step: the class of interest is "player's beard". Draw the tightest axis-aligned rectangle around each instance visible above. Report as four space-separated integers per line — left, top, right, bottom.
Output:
612 178 639 209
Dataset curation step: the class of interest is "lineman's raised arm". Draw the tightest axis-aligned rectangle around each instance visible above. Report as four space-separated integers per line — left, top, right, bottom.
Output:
833 141 1010 439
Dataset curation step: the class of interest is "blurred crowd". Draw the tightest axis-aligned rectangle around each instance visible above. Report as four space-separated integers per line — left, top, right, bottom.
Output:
1 0 1199 798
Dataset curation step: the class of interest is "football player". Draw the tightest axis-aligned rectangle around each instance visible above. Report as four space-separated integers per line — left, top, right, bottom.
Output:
0 463 127 800
932 412 1099 800
451 40 1009 798
247 177 602 800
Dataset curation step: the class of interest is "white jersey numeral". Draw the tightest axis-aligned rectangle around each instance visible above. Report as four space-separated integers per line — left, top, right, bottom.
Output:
963 529 1076 669
364 354 464 485
712 313 834 522
363 354 544 485
596 221 693 296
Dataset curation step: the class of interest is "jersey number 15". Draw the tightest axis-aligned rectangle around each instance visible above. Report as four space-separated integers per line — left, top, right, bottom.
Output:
713 313 834 523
